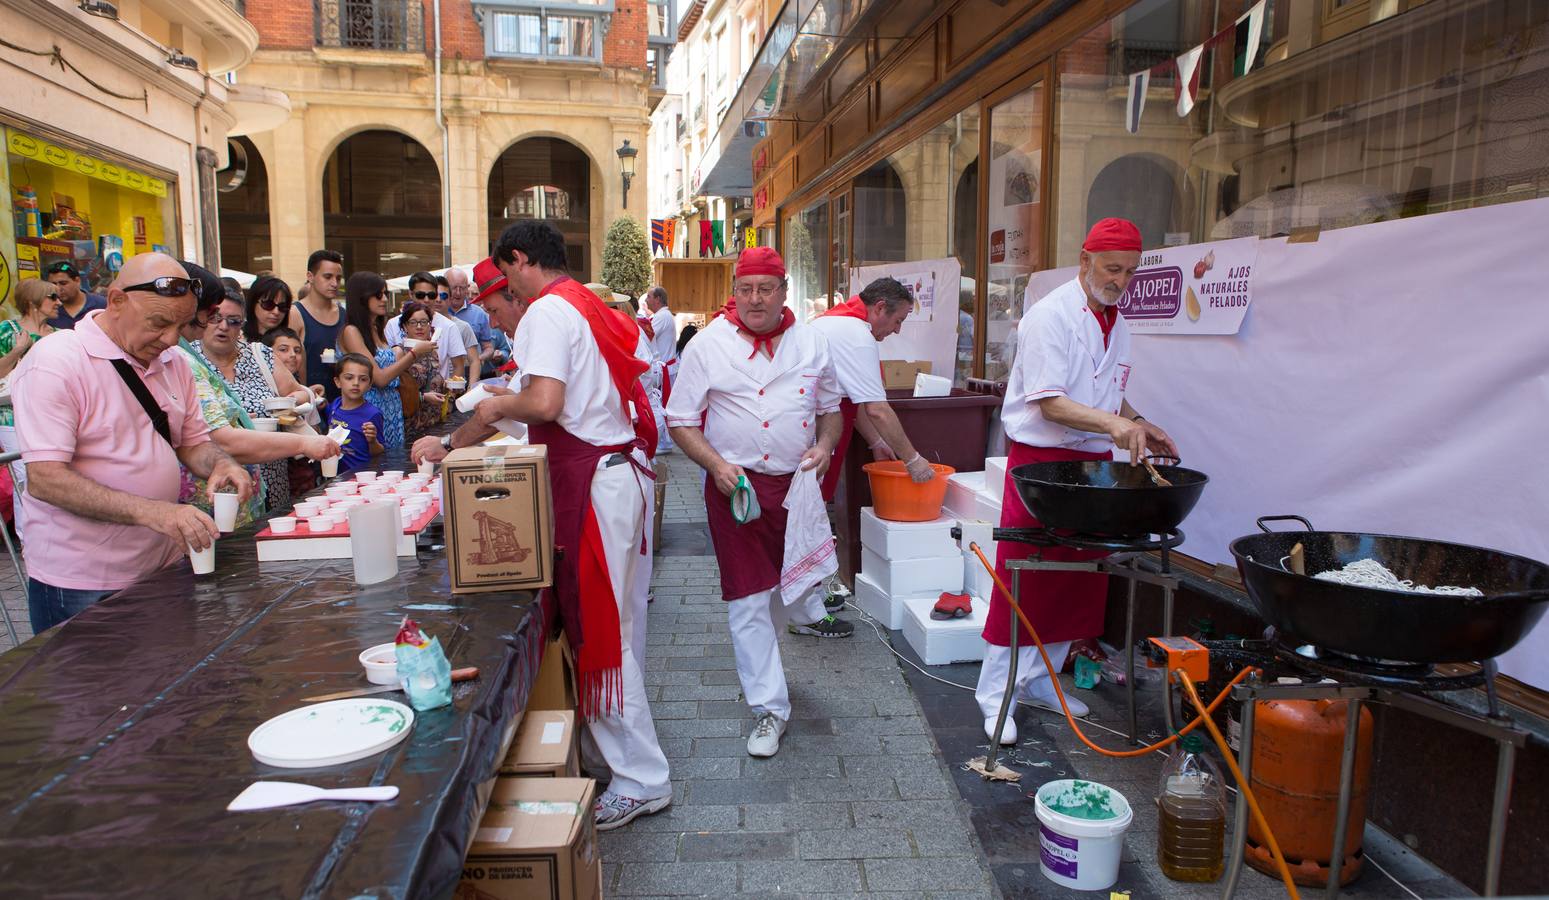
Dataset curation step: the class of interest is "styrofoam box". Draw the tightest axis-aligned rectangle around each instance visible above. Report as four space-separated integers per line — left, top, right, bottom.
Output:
853 571 911 630
861 547 963 597
902 596 988 665
944 471 987 520
985 457 1008 491
964 547 996 600
859 506 959 560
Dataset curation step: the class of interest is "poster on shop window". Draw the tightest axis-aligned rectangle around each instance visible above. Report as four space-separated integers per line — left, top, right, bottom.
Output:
849 257 962 381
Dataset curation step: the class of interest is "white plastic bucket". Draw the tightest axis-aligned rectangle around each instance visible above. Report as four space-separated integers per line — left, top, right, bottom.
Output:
1034 779 1134 891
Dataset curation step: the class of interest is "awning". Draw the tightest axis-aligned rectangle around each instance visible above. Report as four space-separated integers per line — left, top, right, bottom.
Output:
693 0 887 199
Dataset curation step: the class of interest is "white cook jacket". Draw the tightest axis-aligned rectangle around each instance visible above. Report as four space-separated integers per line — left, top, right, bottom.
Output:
666 318 841 475
999 277 1132 453
808 315 886 404
509 294 635 447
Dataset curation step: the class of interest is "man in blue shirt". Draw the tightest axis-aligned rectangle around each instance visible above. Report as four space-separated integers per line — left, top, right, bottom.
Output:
44 261 107 330
445 267 493 374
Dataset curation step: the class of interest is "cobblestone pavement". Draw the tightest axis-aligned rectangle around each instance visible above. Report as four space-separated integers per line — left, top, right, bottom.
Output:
599 451 1000 898
0 537 29 654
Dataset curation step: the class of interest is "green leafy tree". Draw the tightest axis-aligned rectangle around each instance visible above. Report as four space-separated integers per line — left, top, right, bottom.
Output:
601 216 653 299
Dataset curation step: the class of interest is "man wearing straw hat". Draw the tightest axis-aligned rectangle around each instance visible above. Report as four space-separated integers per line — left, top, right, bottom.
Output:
666 246 853 760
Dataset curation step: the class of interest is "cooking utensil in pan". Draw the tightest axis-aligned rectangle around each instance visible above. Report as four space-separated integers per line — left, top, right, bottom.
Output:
1230 516 1549 663
1008 455 1207 537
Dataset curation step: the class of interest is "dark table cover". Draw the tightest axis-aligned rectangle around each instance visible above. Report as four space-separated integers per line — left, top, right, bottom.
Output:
0 448 545 898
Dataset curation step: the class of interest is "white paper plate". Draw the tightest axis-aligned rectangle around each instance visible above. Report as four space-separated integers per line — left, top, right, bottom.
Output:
248 698 414 768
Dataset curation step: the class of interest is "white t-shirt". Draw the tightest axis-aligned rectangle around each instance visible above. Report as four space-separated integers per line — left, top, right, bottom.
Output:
1000 277 1132 452
511 295 635 446
808 315 886 404
665 318 841 474
649 306 677 365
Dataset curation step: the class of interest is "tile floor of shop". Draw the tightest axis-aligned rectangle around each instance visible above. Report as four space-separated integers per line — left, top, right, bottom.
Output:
0 451 1472 899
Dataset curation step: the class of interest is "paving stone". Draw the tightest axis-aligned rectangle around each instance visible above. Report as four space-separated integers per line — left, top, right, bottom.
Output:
863 858 996 892
666 655 737 671
617 804 741 833
679 831 797 861
649 701 701 719
698 699 757 719
781 733 885 756
658 683 745 702
668 756 742 780
908 823 979 857
701 669 744 685
686 779 792 806
658 737 695 759
654 717 744 738
798 828 916 860
830 715 930 736
692 737 752 757
879 734 939 755
643 669 703 686
673 630 733 644
852 800 967 829
609 861 739 895
742 801 853 832
840 754 945 781
738 859 863 894
651 643 709 657
598 830 681 862
742 753 843 780
791 774 899 802
894 771 957 801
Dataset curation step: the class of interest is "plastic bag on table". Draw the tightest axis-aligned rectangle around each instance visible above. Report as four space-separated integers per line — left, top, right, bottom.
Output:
394 616 452 711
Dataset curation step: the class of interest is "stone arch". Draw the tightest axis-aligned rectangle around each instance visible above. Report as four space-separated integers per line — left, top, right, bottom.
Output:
486 135 601 281
1085 153 1190 250
321 129 444 278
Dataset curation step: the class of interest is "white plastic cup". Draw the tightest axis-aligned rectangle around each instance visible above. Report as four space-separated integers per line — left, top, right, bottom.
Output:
212 492 239 532
335 481 359 495
455 381 492 413
293 502 321 518
268 516 297 534
379 470 404 483
320 348 337 364
417 458 435 476
305 516 337 532
354 471 378 484
320 456 340 479
188 543 215 575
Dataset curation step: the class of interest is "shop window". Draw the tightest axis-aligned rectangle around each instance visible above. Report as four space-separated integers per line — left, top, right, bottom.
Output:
1051 0 1549 266
217 136 271 276
479 1 615 62
2 125 178 299
984 79 1043 384
784 198 829 320
322 130 442 277
850 107 981 386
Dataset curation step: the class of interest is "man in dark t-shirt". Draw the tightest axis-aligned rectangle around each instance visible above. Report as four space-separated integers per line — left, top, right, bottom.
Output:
44 261 107 330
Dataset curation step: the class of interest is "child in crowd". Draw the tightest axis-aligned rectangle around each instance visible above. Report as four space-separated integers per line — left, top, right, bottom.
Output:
327 353 385 474
266 326 326 495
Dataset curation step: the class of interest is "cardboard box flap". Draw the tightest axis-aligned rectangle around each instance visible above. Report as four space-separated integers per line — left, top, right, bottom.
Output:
470 778 591 853
501 709 574 774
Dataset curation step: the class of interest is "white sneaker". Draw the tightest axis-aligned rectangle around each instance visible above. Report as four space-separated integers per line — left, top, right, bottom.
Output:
984 715 1017 746
1024 681 1090 718
747 712 786 757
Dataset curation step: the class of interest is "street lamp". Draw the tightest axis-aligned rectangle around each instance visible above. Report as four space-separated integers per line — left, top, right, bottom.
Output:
617 139 638 209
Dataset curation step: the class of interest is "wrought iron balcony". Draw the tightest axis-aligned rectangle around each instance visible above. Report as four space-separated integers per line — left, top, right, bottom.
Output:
316 0 425 52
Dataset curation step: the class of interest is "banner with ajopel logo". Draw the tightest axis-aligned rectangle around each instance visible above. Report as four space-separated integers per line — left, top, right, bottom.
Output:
1117 236 1257 334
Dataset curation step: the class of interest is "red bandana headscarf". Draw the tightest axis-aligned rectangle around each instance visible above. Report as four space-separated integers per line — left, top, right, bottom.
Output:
822 295 871 322
1082 217 1143 253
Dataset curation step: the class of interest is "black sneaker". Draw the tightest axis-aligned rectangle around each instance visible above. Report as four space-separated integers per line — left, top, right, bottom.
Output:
788 614 855 639
823 592 847 612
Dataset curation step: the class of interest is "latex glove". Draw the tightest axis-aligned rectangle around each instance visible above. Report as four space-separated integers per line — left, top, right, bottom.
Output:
904 453 935 483
869 440 898 461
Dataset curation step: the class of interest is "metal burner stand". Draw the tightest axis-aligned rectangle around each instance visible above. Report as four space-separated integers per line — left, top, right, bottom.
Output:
1219 664 1528 899
982 528 1185 775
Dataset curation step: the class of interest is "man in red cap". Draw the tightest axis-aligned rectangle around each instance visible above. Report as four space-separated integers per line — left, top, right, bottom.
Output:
413 222 671 832
666 245 854 759
975 217 1179 746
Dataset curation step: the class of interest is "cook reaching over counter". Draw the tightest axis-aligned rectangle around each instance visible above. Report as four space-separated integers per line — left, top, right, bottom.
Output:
976 217 1179 746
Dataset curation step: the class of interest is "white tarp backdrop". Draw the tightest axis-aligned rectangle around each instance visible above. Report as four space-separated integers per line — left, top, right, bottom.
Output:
1028 198 1549 689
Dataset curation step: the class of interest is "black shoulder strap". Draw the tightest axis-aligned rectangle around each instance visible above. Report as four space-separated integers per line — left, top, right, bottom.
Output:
109 358 173 446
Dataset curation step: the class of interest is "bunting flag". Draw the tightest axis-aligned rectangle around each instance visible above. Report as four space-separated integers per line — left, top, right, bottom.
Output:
1125 69 1150 134
650 219 667 253
711 221 726 255
699 220 713 257
662 219 676 256
745 227 758 249
1174 44 1205 118
1234 0 1268 77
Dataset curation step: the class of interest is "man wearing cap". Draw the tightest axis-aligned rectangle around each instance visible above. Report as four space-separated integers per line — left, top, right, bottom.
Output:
13 252 252 631
666 246 854 760
45 261 108 330
412 224 670 832
976 217 1179 746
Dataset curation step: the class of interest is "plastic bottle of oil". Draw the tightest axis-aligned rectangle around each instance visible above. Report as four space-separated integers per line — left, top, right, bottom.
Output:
1158 733 1227 882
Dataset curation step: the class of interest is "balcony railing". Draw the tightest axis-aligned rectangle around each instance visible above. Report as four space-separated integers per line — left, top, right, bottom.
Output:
316 0 424 52
224 0 246 14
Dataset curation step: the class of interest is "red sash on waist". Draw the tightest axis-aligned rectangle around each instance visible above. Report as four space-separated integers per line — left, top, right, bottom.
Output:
981 442 1114 647
703 470 791 601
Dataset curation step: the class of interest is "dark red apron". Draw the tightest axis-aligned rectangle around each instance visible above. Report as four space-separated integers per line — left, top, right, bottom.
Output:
703 470 792 601
981 442 1113 647
819 398 858 502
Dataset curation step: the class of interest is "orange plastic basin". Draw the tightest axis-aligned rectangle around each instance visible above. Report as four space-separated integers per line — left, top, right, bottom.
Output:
862 460 956 522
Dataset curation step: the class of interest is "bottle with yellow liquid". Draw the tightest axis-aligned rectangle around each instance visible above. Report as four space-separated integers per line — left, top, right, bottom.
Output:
1158 734 1227 882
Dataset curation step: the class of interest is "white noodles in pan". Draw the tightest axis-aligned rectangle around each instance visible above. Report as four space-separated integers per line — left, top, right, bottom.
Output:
1309 558 1484 597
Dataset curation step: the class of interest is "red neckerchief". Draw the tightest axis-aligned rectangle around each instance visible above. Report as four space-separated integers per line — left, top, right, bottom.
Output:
821 295 871 321
1089 303 1119 350
721 297 795 359
534 277 648 418
636 315 655 340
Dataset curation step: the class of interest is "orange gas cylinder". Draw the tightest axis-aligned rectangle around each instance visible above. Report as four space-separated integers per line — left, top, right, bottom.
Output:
1244 698 1374 887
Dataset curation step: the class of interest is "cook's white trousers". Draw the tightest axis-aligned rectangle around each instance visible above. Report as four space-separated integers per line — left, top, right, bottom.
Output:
625 466 656 667
583 454 672 801
727 586 828 722
974 640 1072 720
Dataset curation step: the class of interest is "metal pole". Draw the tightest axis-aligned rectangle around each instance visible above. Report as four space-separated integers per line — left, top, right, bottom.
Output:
1222 680 1255 900
1484 738 1516 896
985 573 1021 773
1160 549 1177 736
1326 698 1363 899
1125 574 1138 744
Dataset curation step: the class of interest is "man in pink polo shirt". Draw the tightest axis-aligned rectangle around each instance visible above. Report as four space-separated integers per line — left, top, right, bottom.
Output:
12 252 252 633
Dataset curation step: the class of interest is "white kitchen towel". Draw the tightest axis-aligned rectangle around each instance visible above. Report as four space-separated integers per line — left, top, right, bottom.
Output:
780 467 836 607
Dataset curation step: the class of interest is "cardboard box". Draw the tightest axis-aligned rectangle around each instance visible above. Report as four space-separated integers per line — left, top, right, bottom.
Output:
882 359 931 390
443 445 554 594
458 777 600 900
501 710 579 778
528 635 577 712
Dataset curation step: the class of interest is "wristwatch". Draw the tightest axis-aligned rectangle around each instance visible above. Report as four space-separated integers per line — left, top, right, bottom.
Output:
440 434 454 451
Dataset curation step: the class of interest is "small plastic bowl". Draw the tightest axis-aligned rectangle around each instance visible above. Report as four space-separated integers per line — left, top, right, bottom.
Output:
379 470 404 483
264 396 297 413
353 471 378 484
334 482 360 495
251 417 279 432
268 516 296 534
359 643 398 685
305 516 337 532
292 502 321 518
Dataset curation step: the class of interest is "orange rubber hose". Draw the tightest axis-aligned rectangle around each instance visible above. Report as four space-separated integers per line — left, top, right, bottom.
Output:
969 542 1252 758
1178 671 1301 899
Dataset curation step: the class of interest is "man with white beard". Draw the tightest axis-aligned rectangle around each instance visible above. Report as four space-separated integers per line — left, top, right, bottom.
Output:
974 217 1179 746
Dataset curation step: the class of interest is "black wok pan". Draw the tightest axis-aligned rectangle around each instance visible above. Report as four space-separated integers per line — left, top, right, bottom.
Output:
1230 516 1549 663
1009 455 1208 537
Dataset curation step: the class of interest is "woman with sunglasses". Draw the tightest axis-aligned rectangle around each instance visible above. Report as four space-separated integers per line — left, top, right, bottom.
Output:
396 301 448 438
244 276 293 342
0 279 64 509
338 271 432 451
184 281 338 519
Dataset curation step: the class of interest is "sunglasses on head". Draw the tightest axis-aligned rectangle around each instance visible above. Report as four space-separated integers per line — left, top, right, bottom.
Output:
123 276 204 300
47 262 79 278
258 297 291 312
